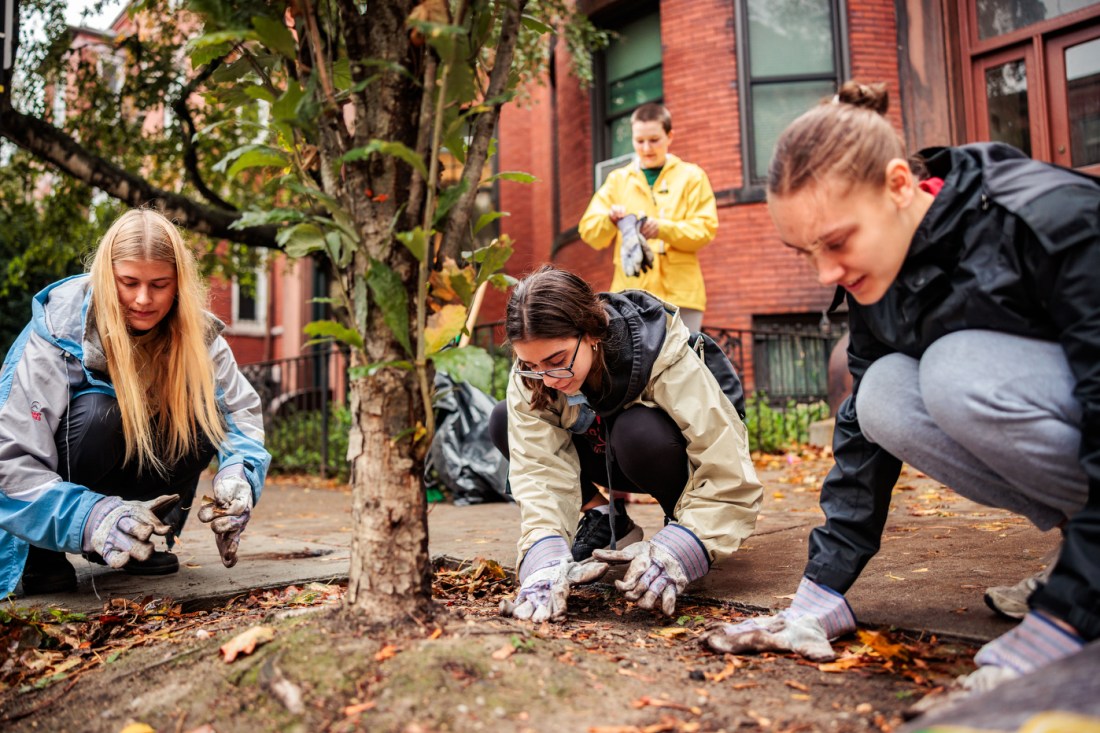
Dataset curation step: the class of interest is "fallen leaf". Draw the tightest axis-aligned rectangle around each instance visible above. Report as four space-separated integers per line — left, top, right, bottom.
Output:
731 682 758 690
219 626 275 663
491 644 516 660
617 667 656 683
886 573 906 581
631 696 701 715
784 679 809 691
119 725 156 733
912 568 929 573
428 627 443 640
375 644 399 662
857 630 910 662
705 661 739 683
818 656 863 672
343 701 376 717
650 626 691 639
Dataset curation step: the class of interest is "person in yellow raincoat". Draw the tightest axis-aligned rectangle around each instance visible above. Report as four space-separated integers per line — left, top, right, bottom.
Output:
578 103 718 332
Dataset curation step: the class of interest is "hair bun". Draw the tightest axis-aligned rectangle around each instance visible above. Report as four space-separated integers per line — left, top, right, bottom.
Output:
835 81 889 115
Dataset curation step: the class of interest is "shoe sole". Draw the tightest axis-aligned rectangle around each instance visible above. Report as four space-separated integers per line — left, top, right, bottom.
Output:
123 563 180 577
983 591 1027 620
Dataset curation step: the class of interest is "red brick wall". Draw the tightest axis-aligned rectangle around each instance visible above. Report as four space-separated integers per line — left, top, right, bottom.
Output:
494 0 902 386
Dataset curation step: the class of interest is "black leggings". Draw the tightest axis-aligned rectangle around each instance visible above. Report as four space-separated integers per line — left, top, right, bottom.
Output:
489 401 689 518
55 392 216 536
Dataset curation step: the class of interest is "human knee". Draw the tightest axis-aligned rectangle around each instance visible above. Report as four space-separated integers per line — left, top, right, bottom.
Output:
488 401 510 457
855 353 917 448
55 392 125 476
608 407 683 465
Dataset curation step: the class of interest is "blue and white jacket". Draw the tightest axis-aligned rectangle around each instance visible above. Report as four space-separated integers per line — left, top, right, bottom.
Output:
0 275 271 596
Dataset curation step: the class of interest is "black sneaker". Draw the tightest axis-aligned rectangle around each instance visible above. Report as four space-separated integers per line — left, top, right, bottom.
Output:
571 500 644 561
21 546 77 595
84 550 180 576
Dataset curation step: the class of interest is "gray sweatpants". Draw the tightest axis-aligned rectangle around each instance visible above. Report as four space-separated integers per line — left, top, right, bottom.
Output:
856 330 1087 531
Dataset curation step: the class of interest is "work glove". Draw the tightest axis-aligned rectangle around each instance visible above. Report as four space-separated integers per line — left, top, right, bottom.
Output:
906 611 1084 716
197 464 254 568
500 536 608 622
592 523 709 616
82 494 178 569
704 577 856 662
617 213 655 278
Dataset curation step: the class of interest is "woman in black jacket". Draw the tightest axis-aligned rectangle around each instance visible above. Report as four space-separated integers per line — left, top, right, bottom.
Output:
706 81 1099 695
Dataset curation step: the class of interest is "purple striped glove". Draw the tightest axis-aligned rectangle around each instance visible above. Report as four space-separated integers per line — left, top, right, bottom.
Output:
500 536 609 622
706 577 856 661
592 523 710 616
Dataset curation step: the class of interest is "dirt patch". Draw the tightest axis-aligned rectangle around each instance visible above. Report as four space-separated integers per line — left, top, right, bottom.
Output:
1 570 977 733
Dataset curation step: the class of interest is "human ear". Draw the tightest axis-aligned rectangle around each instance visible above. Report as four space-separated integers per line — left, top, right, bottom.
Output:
884 158 916 208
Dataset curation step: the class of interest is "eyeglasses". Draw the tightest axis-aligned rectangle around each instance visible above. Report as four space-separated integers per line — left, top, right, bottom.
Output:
513 335 584 381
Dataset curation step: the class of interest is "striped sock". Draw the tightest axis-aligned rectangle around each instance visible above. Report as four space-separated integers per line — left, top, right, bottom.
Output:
518 535 571 583
789 577 857 639
650 524 710 582
974 612 1084 675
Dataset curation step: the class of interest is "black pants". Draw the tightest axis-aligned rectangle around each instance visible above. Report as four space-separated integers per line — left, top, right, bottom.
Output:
55 392 216 537
489 401 688 518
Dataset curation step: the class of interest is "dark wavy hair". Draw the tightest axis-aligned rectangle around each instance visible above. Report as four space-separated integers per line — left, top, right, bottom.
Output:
506 265 610 410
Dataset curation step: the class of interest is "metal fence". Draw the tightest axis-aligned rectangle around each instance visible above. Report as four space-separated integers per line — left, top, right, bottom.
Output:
240 347 349 478
244 320 846 475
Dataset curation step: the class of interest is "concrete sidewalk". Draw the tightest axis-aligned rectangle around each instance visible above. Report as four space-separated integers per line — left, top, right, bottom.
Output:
17 462 1058 642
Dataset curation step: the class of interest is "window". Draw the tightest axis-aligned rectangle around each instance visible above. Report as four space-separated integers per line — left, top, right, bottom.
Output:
963 1 1100 174
593 8 662 181
737 0 848 184
231 262 268 336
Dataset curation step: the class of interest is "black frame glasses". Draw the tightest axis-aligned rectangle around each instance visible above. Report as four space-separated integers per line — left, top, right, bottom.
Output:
513 335 584 381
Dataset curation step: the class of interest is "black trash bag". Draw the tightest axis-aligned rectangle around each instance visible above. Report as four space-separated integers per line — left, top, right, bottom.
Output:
425 371 512 506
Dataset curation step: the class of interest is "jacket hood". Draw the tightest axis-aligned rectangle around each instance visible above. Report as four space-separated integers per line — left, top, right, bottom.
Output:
587 290 670 415
30 273 225 375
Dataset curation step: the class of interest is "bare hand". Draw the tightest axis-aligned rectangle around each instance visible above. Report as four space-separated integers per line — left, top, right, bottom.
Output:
609 205 627 224
639 217 660 239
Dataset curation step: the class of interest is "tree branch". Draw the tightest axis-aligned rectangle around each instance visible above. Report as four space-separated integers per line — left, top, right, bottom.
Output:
437 0 529 265
171 58 238 212
0 104 279 249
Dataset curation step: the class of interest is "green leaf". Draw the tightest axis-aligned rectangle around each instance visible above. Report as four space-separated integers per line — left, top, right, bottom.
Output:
333 58 353 90
424 304 469 355
487 272 518 291
229 208 309 230
471 238 514 285
487 170 537 185
303 320 364 351
190 40 233 68
430 346 495 395
279 223 327 258
272 82 305 123
433 180 469 228
186 29 257 56
395 227 431 263
348 360 414 379
252 16 297 58
367 258 412 356
521 15 554 34
473 211 507 235
209 57 254 84
227 148 290 179
339 140 428 180
243 85 277 104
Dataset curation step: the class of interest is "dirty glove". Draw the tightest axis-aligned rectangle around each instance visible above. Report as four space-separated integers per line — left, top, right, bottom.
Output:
617 213 655 278
500 536 608 622
970 612 1082 680
705 577 855 661
82 494 178 569
592 523 709 616
197 464 254 568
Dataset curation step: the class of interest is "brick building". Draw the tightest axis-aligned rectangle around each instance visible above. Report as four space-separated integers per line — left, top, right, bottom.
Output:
489 0 1100 395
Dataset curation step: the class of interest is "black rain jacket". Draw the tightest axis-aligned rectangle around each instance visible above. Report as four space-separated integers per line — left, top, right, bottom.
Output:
804 143 1100 639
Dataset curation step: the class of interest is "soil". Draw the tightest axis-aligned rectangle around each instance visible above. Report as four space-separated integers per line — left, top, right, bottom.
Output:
1 565 977 733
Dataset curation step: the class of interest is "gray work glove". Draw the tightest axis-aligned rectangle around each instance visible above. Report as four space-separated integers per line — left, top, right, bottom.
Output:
593 523 709 616
197 464 254 568
82 494 178 569
617 214 655 278
705 577 856 662
500 536 608 622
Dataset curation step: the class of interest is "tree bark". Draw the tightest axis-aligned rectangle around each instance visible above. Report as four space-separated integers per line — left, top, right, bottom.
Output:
0 104 278 249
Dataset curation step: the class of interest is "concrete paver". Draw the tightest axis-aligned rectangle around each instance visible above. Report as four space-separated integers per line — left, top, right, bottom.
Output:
17 463 1060 644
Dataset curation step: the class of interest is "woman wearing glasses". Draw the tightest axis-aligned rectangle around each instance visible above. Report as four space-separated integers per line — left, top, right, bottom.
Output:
491 265 762 622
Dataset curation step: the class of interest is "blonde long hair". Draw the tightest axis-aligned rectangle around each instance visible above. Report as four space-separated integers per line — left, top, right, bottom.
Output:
89 209 226 474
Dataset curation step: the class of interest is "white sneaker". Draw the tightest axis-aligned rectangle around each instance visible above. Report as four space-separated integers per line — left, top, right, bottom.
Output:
984 547 1058 620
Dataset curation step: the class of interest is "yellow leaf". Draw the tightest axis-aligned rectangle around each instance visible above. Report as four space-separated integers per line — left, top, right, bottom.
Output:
857 629 910 662
375 644 400 662
119 724 156 733
817 656 863 672
219 626 275 663
424 304 468 354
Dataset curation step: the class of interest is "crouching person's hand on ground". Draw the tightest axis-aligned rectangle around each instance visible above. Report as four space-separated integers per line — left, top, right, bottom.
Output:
500 536 608 622
197 465 254 568
592 524 709 616
705 577 856 662
82 494 179 569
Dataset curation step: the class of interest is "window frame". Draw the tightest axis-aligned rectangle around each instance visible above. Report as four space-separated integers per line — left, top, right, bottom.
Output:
229 261 269 337
735 0 851 187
